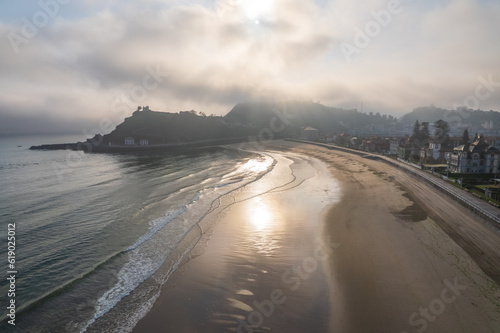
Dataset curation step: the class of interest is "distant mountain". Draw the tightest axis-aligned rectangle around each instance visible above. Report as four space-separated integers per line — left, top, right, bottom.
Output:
224 101 398 134
399 106 500 127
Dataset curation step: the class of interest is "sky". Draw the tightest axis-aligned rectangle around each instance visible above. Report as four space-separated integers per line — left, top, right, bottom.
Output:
0 0 499 135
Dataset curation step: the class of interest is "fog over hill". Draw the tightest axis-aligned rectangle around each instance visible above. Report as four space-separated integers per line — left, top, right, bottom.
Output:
399 105 500 127
4 101 500 138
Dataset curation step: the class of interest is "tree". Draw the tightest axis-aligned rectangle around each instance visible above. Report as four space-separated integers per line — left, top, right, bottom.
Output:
411 120 421 143
420 122 430 147
434 119 450 146
461 129 470 145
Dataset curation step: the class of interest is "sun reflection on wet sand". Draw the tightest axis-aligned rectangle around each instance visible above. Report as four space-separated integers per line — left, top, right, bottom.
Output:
222 156 274 183
239 157 273 174
245 196 282 256
248 197 272 230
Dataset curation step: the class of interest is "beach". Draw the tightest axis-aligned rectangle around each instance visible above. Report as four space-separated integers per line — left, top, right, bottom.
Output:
132 140 500 333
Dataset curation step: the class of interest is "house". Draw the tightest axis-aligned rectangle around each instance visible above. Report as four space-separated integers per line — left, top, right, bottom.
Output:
398 144 413 160
362 137 390 153
300 127 319 141
447 135 500 173
389 138 405 156
420 141 450 164
398 141 421 161
124 137 135 145
420 136 464 164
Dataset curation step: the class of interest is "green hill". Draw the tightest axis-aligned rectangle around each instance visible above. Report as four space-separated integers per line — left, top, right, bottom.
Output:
102 109 254 145
400 105 500 126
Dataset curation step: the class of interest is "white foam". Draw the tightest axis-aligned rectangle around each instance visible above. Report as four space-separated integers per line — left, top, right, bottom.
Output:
125 207 187 252
80 155 278 332
81 248 164 332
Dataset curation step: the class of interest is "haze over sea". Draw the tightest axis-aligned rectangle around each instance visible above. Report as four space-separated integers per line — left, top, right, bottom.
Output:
0 134 341 332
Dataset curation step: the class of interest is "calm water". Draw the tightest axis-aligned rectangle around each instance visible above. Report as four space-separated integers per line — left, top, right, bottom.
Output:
0 135 279 332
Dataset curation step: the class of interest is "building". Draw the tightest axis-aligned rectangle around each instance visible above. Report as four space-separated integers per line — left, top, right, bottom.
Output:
448 135 500 173
362 137 390 153
420 136 463 164
397 140 423 161
420 141 450 164
397 143 413 160
124 137 135 145
389 138 405 155
139 139 149 146
300 127 319 141
486 137 500 150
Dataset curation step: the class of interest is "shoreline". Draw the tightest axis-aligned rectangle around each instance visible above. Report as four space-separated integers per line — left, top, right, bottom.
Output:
131 140 500 332
131 148 340 332
280 140 500 332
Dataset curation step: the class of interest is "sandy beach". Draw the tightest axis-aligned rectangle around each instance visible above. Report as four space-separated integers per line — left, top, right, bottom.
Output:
132 140 500 333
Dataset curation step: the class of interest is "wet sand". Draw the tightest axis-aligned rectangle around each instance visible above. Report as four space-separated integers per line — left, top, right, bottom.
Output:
133 149 340 332
133 140 500 333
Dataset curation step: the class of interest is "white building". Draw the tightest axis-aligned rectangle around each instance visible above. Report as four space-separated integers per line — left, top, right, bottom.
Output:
448 135 500 173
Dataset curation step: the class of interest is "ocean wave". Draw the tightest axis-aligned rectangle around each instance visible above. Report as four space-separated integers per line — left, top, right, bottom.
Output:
125 207 187 252
80 154 278 332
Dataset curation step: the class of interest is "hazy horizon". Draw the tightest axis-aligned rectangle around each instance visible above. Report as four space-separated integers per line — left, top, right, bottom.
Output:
1 0 499 135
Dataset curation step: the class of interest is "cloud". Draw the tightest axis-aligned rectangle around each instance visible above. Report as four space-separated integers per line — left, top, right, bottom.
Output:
0 0 499 135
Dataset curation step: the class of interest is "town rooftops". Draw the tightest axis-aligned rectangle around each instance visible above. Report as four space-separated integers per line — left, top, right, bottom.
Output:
453 134 499 154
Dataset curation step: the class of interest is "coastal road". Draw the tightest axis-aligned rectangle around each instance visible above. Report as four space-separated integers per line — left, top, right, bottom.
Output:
292 139 500 226
289 140 500 285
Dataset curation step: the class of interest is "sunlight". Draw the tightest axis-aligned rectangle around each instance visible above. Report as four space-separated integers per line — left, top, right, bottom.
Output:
241 0 274 22
245 197 281 256
239 157 271 173
249 198 273 230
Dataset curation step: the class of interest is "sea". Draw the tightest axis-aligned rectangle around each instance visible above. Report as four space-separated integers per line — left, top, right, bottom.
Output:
0 134 287 332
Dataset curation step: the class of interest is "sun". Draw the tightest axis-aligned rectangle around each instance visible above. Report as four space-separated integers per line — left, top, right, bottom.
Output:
241 0 275 22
